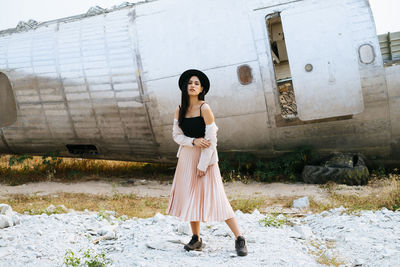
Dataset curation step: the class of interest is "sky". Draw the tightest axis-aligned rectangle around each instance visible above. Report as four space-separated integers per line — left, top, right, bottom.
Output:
0 0 398 34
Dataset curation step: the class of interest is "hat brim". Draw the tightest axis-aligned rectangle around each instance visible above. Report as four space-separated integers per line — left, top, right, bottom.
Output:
178 69 210 95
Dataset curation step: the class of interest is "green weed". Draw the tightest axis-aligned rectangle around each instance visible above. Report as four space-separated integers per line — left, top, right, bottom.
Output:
26 205 66 216
64 248 112 267
258 214 287 228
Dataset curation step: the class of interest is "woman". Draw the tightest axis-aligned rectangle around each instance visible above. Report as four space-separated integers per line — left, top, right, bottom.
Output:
166 69 248 256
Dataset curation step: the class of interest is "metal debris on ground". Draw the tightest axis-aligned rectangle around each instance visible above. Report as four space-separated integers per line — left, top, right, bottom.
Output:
278 82 298 119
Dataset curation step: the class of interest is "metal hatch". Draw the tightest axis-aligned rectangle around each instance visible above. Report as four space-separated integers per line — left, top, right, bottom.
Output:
280 3 364 121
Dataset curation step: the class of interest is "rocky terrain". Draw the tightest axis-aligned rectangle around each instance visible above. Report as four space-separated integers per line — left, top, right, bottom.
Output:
0 201 399 266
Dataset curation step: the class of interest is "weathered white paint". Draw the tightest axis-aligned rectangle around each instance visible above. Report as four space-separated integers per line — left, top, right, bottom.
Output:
281 1 363 120
0 0 398 164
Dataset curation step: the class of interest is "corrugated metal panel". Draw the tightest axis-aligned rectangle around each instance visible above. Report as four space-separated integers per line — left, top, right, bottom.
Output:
390 31 400 60
379 31 400 62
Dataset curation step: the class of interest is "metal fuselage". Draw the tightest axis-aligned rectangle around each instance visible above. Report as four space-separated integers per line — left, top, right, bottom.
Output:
0 0 399 164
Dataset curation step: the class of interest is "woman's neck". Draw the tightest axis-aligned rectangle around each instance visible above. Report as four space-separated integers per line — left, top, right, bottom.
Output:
188 96 201 108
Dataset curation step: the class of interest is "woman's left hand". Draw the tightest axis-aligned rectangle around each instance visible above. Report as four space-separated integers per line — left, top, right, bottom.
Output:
197 169 205 177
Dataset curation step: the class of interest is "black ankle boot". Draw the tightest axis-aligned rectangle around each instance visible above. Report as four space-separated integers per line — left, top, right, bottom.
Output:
235 236 248 256
184 234 203 251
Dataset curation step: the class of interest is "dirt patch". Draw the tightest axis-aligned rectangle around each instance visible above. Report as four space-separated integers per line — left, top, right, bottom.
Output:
0 180 326 199
1 179 397 214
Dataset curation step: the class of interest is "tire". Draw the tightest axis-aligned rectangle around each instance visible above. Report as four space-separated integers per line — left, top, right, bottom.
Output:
324 152 367 168
302 165 369 185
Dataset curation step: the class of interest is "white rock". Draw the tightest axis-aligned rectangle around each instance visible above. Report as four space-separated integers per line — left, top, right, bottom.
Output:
382 248 396 257
0 205 12 216
212 225 232 237
330 206 346 215
45 205 56 213
276 214 286 221
0 247 10 258
381 207 389 213
0 205 399 266
67 234 78 244
104 231 117 240
0 215 13 229
325 236 336 242
293 225 314 240
292 197 310 209
289 230 302 239
353 258 365 266
153 213 165 223
235 210 244 216
252 209 260 216
97 226 114 236
146 241 172 251
176 223 191 236
320 211 329 217
139 179 148 185
105 210 117 217
11 214 20 226
167 239 185 245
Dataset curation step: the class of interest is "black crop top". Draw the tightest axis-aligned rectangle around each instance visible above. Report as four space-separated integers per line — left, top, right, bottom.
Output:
181 103 206 138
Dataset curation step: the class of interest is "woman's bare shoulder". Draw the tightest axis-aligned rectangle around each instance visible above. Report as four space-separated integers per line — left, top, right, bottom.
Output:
201 102 212 112
201 103 214 124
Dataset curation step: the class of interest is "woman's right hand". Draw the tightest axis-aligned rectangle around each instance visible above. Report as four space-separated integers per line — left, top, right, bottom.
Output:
193 138 210 148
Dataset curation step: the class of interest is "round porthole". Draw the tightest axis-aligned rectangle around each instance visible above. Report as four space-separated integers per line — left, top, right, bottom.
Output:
305 64 313 72
237 65 253 85
359 44 375 64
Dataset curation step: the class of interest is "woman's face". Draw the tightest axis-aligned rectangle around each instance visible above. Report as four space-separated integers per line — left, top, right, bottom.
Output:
187 76 203 96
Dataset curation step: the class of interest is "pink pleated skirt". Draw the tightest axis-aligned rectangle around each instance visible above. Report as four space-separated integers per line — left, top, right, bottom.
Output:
166 146 235 222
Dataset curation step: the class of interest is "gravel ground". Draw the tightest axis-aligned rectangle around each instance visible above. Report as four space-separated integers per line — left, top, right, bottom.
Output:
0 205 399 267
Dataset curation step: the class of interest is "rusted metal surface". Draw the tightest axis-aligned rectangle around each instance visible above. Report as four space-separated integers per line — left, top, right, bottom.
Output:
237 65 253 85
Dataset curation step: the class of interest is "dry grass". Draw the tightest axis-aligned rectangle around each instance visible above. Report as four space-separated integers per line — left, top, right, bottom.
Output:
308 239 345 266
0 155 174 186
1 193 274 218
310 175 400 213
228 194 299 214
229 197 265 213
2 193 169 218
2 154 400 215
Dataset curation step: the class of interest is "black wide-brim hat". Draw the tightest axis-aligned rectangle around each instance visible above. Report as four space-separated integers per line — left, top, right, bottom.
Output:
178 69 210 95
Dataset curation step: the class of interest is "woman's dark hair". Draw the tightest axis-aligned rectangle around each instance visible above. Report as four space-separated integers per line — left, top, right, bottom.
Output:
178 76 205 128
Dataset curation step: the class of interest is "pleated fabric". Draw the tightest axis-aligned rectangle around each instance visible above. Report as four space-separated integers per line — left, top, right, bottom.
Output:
166 146 235 222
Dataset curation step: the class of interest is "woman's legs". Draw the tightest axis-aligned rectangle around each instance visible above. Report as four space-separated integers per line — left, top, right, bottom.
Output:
190 221 201 239
226 217 248 256
190 218 241 239
225 217 242 238
184 221 203 251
